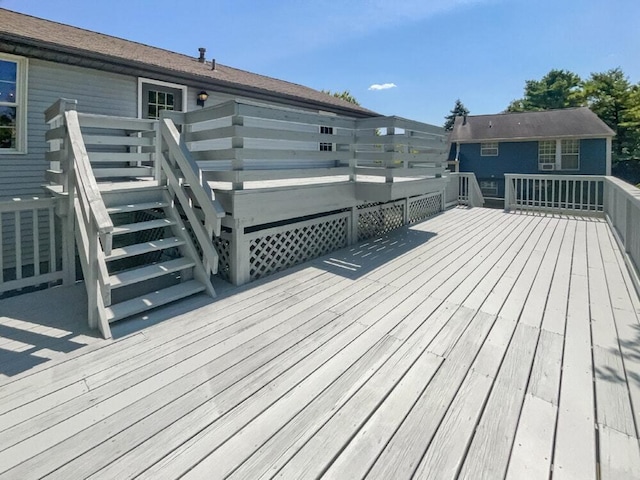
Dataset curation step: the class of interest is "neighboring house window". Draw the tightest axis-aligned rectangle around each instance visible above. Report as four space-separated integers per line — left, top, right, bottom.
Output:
538 140 556 170
480 180 498 196
320 125 333 152
560 139 580 170
0 53 27 153
480 142 498 156
538 139 580 170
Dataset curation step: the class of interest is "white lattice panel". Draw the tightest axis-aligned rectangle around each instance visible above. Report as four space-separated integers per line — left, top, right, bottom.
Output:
357 201 404 241
408 193 442 224
213 235 231 281
248 216 348 280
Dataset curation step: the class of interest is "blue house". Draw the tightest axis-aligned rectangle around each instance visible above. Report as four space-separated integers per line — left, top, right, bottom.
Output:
448 107 615 198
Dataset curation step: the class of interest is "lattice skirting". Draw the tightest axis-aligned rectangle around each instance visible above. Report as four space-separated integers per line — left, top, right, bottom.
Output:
408 192 442 224
213 235 232 281
247 214 348 281
356 200 405 241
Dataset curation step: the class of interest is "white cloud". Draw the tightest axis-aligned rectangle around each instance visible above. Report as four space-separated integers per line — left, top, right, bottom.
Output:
368 83 398 91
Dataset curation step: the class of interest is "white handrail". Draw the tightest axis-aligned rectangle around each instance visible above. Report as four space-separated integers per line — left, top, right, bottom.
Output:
447 172 485 207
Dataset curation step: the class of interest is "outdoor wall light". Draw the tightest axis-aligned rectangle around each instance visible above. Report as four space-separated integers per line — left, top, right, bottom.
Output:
197 91 209 107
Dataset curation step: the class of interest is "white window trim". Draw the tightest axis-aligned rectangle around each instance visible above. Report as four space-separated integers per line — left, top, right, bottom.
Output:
538 139 581 171
480 142 498 156
0 53 28 154
137 77 187 119
479 180 498 196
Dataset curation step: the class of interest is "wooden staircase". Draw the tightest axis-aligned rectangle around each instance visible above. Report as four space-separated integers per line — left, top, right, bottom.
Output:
44 99 224 338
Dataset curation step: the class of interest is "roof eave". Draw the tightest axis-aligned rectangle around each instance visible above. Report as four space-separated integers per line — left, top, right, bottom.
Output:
0 33 376 118
450 133 616 143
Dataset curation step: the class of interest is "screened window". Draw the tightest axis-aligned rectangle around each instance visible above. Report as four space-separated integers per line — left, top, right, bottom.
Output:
320 125 333 152
561 139 580 170
480 142 498 156
480 180 498 196
0 54 27 153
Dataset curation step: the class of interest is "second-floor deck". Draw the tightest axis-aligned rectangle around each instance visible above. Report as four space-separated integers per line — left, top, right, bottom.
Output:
1 206 639 479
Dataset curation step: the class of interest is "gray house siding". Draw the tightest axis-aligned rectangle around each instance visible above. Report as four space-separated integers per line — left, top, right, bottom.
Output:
1 58 137 200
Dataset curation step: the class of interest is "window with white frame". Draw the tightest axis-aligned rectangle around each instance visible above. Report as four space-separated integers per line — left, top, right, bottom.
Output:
0 54 27 153
319 125 333 151
561 139 580 170
480 142 498 156
538 140 556 169
538 139 580 170
479 180 498 196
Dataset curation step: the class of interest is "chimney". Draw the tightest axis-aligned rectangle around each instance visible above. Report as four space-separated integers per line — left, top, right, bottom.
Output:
198 47 206 63
462 115 467 125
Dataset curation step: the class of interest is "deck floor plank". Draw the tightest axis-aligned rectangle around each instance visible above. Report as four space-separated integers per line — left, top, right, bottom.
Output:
0 208 639 479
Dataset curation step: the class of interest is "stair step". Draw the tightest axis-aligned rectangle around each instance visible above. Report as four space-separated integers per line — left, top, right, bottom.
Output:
106 237 185 261
106 280 205 323
98 180 161 193
112 218 175 235
106 201 169 214
109 257 195 288
93 167 153 178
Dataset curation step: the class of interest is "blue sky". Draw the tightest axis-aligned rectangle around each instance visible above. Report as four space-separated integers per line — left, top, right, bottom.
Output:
1 0 638 125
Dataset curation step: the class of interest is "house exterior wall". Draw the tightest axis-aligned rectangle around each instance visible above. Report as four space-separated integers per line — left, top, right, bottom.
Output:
456 138 608 198
0 58 137 200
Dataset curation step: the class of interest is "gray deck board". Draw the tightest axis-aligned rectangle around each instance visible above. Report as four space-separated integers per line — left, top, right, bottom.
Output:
1 207 639 479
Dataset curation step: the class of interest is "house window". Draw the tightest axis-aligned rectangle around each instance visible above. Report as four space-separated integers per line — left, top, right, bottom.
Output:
480 142 498 156
480 180 498 196
138 78 186 120
320 125 333 152
538 139 580 171
538 140 556 170
0 54 27 153
561 139 580 170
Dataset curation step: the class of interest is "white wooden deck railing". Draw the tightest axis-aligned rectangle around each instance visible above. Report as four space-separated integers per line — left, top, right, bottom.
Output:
604 176 640 294
444 172 485 208
158 116 224 279
162 99 448 190
45 99 114 338
0 197 63 295
504 174 605 214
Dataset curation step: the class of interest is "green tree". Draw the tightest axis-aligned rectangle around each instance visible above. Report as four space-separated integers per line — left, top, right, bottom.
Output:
443 99 470 131
583 68 635 158
321 89 360 106
507 69 583 112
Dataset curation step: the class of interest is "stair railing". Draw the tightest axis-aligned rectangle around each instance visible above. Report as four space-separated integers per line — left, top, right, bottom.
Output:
157 114 224 279
45 99 113 339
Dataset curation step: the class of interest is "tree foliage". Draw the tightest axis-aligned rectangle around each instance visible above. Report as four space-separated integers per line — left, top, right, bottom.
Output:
444 99 470 131
321 89 360 106
507 69 582 112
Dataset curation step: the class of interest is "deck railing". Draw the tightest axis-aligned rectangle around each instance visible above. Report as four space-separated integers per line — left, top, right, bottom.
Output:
0 197 63 295
161 99 448 191
444 172 485 208
504 174 605 214
45 99 114 338
604 176 640 293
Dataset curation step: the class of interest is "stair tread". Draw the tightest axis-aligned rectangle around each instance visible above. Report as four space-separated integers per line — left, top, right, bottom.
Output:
106 201 169 214
109 257 195 288
106 237 184 261
112 218 175 235
106 280 205 322
98 180 161 192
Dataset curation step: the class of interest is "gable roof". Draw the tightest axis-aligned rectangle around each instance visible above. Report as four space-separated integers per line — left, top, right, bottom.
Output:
449 107 615 143
0 8 375 117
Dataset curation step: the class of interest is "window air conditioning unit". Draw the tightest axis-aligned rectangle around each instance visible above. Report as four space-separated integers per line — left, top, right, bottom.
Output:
540 164 555 171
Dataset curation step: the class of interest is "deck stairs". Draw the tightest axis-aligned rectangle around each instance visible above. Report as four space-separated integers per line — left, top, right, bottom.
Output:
44 99 224 338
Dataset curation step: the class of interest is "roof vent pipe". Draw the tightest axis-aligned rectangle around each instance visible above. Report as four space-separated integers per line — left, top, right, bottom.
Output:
198 47 206 63
462 115 467 125
211 59 216 70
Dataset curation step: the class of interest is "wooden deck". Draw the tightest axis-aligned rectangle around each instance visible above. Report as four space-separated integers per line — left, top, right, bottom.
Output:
1 207 640 479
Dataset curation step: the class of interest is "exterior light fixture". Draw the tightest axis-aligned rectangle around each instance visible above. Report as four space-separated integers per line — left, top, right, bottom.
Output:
197 91 209 107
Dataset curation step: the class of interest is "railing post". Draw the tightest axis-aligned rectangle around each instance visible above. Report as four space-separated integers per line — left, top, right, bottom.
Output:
230 219 250 285
504 175 513 212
